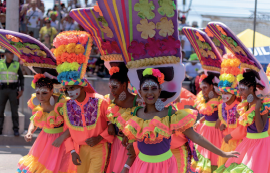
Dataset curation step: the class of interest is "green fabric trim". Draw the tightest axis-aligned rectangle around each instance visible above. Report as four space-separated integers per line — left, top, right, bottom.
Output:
246 131 269 139
133 106 143 116
204 120 216 127
138 149 173 163
43 126 63 134
214 163 253 173
133 95 138 107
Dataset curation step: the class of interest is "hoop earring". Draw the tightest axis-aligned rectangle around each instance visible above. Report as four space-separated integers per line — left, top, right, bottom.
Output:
155 99 164 112
208 91 214 99
50 96 55 106
247 94 254 103
119 91 126 101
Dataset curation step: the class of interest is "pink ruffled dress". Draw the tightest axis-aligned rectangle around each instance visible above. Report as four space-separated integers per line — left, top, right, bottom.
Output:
17 94 70 173
191 91 223 172
122 106 197 173
106 95 138 173
214 99 270 173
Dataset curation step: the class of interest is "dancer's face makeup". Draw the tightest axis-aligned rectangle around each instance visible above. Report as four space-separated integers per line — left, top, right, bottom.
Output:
139 79 161 105
239 84 251 100
65 85 82 100
109 79 126 99
36 87 53 103
200 82 213 98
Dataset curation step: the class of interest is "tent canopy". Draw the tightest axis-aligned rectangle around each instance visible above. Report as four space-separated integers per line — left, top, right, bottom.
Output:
237 29 270 71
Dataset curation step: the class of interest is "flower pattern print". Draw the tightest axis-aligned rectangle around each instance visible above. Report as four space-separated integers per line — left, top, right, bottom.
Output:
66 97 99 127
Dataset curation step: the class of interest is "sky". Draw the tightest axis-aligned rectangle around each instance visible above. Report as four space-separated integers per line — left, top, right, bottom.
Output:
44 0 270 27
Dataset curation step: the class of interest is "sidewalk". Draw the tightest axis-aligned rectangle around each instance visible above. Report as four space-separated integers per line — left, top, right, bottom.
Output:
0 145 30 173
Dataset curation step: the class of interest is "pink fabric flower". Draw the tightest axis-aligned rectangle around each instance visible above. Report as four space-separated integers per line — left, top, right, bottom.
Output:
78 34 88 45
145 38 162 57
161 36 180 55
67 34 78 44
152 69 162 78
128 41 146 59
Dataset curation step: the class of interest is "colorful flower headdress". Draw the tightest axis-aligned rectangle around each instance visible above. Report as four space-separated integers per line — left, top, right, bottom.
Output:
199 74 207 85
218 53 242 95
266 64 270 82
49 11 58 17
53 31 93 86
143 68 165 84
69 6 123 69
31 74 46 89
109 66 120 76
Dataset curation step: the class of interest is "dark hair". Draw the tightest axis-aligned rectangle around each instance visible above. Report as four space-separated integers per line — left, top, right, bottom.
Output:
36 77 59 90
239 70 260 92
140 75 160 89
202 74 215 85
110 64 129 85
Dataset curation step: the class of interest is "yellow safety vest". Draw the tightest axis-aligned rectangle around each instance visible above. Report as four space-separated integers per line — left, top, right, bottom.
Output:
0 60 20 85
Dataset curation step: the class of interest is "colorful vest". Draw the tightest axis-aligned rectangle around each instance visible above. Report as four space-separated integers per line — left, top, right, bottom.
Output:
0 60 19 84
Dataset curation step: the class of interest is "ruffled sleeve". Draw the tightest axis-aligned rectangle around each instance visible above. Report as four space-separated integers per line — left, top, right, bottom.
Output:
170 109 198 135
260 98 270 115
30 106 64 129
123 108 197 144
238 98 270 127
27 93 39 111
54 97 70 116
30 95 69 129
194 91 221 116
107 103 136 130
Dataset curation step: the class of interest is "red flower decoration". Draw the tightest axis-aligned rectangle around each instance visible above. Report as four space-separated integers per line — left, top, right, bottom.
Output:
161 36 180 55
111 41 121 54
145 38 162 57
102 41 121 54
109 66 120 75
128 41 146 59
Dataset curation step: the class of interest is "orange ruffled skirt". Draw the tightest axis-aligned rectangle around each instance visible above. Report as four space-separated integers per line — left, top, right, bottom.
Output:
107 137 128 173
129 153 178 173
17 129 70 173
215 136 270 173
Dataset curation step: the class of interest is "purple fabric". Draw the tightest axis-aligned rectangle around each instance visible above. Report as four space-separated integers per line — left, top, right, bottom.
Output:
222 103 237 125
186 137 198 161
98 0 180 64
138 137 171 155
66 97 99 127
203 110 219 121
247 119 269 133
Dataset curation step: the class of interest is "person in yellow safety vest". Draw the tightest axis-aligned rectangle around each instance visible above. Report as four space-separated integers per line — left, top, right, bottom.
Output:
0 49 24 136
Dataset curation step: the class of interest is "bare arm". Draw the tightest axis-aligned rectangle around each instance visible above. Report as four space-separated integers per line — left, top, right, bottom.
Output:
255 99 268 133
24 121 37 142
121 143 137 173
183 127 239 158
52 129 71 147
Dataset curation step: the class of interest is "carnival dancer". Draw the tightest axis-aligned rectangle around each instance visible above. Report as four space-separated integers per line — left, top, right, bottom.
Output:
191 73 223 171
120 68 239 173
17 74 70 173
106 65 141 173
214 70 270 173
217 54 242 167
53 31 114 173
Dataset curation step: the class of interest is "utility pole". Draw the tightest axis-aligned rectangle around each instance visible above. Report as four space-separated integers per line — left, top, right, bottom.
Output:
252 0 257 55
6 0 19 32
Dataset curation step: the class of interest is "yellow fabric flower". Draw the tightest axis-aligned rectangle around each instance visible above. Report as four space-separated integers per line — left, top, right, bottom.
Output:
237 74 244 82
220 74 235 83
143 68 153 76
56 62 80 74
156 17 174 37
101 26 114 38
137 19 156 39
74 44 85 54
55 45 66 57
66 43 76 54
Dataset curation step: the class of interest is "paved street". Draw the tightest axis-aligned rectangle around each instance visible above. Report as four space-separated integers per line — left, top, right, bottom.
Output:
0 145 30 173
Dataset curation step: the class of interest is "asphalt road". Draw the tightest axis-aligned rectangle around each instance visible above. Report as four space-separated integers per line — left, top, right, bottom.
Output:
0 145 30 173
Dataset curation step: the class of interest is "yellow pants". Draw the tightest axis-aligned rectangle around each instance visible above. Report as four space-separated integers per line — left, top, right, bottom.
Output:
217 139 241 167
77 143 108 173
